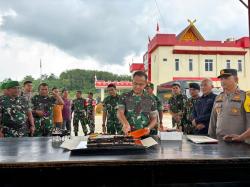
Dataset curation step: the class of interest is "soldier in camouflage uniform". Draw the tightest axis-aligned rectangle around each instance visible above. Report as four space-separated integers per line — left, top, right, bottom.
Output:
168 82 188 131
31 83 64 137
0 82 9 98
0 81 35 138
117 71 158 135
21 80 33 102
72 91 88 136
102 84 122 134
145 83 164 134
85 92 96 134
183 83 200 134
21 80 34 136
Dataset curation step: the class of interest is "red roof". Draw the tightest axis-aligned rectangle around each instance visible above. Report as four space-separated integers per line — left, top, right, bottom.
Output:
129 63 145 72
148 34 250 53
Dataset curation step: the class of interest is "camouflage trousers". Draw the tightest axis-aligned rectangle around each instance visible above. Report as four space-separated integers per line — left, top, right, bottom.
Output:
34 117 53 137
182 122 195 135
73 113 88 134
106 119 122 135
3 124 29 137
87 112 95 133
172 118 187 129
172 118 193 134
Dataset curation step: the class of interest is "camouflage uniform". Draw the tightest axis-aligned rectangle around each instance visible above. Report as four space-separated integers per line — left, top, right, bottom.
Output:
72 98 87 135
21 92 33 134
31 95 56 136
169 94 188 129
85 98 96 133
118 91 158 133
183 97 199 134
0 95 4 100
0 95 30 137
21 92 33 103
103 95 122 134
150 95 163 112
149 94 163 134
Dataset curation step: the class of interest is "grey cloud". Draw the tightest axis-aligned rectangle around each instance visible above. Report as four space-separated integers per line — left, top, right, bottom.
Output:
0 0 248 65
0 0 150 64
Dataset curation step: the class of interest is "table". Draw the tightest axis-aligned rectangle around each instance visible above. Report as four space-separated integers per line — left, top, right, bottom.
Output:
1 136 250 186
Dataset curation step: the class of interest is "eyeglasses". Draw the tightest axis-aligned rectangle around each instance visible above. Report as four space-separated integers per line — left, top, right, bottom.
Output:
133 82 146 87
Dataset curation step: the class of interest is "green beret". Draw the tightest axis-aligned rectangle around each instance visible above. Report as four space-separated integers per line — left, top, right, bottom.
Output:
5 81 20 89
1 82 7 90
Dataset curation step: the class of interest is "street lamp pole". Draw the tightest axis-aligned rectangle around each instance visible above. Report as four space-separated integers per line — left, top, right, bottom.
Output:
249 0 250 38
239 0 249 37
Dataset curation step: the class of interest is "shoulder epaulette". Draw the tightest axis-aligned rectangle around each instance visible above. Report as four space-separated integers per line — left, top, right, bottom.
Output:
244 91 250 112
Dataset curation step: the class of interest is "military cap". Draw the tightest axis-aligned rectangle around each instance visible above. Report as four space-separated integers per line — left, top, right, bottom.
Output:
146 83 154 89
1 82 8 90
171 82 181 88
189 83 200 90
5 81 20 89
218 69 237 78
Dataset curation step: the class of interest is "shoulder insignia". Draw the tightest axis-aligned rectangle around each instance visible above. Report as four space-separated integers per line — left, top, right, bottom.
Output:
244 91 250 112
232 94 241 102
216 94 224 102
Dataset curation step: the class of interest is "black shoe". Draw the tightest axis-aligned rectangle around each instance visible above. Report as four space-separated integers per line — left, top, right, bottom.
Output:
75 132 78 136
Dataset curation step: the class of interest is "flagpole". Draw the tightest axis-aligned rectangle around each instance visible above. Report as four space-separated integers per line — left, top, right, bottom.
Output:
40 59 42 81
156 22 160 33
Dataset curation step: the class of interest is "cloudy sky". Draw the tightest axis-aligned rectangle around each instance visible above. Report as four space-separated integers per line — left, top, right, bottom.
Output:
0 0 248 81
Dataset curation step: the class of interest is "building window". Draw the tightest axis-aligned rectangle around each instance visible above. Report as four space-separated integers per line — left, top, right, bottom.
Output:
205 59 213 71
163 58 167 62
175 59 179 71
238 60 242 72
226 60 230 69
189 59 193 71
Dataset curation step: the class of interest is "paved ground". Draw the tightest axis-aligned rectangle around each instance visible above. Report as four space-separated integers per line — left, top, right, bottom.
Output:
73 112 173 136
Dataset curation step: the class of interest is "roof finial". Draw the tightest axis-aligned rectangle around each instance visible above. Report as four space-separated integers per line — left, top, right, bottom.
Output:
187 19 196 25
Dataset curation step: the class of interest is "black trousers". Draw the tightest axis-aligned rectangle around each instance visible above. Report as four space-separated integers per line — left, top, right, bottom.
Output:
63 119 71 132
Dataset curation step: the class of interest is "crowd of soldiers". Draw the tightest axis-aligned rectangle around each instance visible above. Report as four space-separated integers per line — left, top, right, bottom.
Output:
168 68 250 142
1 68 250 143
103 68 250 142
0 81 96 137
